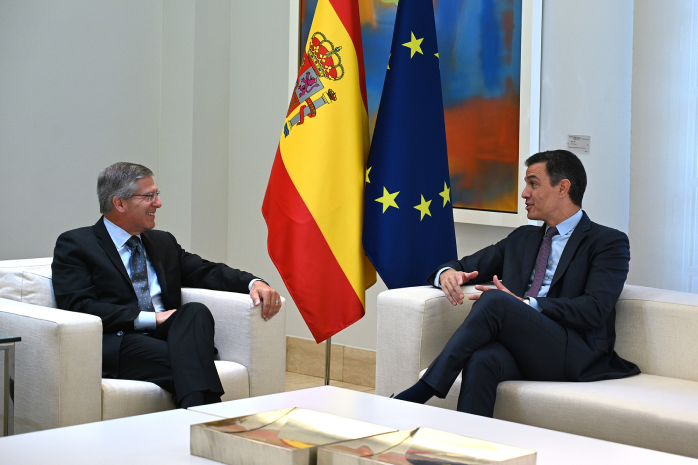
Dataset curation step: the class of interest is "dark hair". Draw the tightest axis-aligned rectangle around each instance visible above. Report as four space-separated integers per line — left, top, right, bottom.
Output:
97 162 154 214
525 150 586 206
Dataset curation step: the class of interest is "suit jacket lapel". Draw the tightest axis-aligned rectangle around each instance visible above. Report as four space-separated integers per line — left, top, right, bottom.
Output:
141 231 170 307
520 225 546 296
94 217 131 284
550 211 591 289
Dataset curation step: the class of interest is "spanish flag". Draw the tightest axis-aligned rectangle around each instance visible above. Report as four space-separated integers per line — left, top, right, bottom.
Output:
262 0 375 342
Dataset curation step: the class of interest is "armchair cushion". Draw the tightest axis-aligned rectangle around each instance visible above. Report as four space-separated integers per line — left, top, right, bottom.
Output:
101 378 174 422
0 258 56 308
101 360 249 421
419 369 698 460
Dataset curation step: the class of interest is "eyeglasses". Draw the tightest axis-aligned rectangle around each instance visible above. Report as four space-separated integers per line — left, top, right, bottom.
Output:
131 190 161 203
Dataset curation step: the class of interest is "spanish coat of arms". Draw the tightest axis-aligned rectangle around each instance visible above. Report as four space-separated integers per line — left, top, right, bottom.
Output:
284 31 344 137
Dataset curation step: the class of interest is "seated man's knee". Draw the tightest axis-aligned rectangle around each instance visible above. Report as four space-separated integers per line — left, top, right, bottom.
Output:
179 302 213 322
468 343 519 378
469 346 500 369
472 289 512 315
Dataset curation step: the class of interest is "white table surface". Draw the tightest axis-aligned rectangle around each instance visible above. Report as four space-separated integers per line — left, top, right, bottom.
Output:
1 386 696 464
0 408 221 464
190 386 698 465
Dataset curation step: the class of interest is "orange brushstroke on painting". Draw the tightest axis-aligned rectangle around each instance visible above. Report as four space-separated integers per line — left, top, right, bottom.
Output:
358 0 376 27
445 79 520 212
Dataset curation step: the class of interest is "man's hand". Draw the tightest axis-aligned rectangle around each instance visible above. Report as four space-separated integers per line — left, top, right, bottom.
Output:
156 309 176 327
250 281 282 321
440 269 479 306
471 275 523 301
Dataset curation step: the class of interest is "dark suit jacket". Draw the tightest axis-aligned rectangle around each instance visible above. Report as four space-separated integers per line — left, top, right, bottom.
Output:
52 217 258 378
427 211 640 382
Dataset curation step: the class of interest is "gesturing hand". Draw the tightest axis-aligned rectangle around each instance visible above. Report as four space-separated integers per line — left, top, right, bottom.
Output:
439 269 479 306
250 281 282 321
471 275 523 301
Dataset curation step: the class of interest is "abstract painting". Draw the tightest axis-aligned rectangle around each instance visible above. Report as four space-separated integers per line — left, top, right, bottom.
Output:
301 0 527 216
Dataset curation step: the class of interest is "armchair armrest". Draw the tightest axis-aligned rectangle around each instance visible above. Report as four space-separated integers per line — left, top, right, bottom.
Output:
616 284 698 381
0 298 102 433
375 285 480 398
181 289 286 397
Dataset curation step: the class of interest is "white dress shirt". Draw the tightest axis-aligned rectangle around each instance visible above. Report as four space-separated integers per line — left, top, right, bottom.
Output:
525 208 583 310
103 217 163 331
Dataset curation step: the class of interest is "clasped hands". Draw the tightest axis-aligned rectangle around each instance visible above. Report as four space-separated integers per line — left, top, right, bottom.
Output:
439 269 524 306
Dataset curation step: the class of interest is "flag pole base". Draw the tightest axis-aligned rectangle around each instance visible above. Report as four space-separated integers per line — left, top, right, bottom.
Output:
324 336 332 386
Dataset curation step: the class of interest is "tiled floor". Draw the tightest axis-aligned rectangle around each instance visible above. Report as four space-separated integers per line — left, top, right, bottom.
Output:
286 371 375 394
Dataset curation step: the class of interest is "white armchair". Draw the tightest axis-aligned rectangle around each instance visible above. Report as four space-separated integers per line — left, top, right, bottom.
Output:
375 285 476 401
0 258 286 434
375 284 698 459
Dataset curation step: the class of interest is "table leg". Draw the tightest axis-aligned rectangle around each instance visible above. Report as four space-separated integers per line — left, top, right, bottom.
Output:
1 342 15 436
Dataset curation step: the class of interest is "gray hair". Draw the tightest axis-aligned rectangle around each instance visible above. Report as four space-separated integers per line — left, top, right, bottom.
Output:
97 162 154 214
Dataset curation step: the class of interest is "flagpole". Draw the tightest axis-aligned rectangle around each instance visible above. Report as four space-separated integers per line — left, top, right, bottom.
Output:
324 337 332 385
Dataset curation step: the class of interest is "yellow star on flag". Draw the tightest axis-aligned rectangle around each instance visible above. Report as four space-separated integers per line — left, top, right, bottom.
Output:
366 166 372 183
439 182 451 207
402 32 424 58
375 187 400 213
414 195 432 220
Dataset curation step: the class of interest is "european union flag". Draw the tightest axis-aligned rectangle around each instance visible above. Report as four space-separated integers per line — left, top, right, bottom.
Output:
363 0 457 289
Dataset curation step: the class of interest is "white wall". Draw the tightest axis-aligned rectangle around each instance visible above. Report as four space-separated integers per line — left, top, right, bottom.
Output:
628 0 698 291
539 0 633 234
0 0 237 264
158 0 234 264
0 1 162 258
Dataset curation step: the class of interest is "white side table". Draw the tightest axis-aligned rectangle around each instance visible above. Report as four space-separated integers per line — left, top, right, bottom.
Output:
0 333 20 436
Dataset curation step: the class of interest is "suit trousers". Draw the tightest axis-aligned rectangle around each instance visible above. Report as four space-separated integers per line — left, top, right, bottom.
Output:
421 290 568 417
116 302 224 408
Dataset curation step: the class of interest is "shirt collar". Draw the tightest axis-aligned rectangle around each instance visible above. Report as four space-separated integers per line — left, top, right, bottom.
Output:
548 208 583 237
103 217 140 249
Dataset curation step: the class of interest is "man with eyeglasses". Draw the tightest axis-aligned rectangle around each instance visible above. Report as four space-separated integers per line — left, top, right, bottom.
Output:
51 162 282 408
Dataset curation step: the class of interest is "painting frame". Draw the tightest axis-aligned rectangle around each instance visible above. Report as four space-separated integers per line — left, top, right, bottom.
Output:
287 0 542 228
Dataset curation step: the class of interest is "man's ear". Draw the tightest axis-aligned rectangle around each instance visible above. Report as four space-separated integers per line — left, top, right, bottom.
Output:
558 179 571 198
112 196 127 213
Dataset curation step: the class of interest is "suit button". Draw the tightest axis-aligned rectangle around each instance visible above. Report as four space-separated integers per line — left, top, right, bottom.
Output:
117 331 124 336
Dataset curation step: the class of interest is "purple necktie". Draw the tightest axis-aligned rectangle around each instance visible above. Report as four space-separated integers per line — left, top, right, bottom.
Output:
525 226 559 298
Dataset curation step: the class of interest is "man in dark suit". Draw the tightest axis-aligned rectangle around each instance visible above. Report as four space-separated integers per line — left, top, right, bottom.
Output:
395 150 639 416
52 162 282 408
